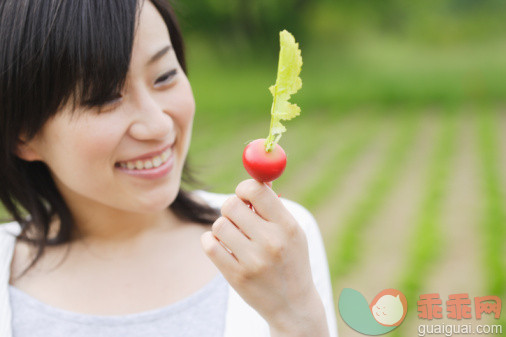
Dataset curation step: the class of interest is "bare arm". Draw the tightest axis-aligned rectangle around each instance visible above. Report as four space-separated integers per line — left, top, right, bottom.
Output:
269 287 331 337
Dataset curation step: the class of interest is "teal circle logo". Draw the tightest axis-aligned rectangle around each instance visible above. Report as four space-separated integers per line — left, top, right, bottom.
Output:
338 288 408 335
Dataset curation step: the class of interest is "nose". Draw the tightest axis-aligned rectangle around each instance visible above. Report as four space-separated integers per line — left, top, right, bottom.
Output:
128 90 174 141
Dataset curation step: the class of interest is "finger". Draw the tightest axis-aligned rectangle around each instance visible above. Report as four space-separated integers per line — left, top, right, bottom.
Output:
200 231 239 271
221 195 269 241
266 181 272 188
235 179 294 226
211 216 254 262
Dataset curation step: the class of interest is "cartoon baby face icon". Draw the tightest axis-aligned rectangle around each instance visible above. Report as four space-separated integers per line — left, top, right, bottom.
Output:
369 289 408 326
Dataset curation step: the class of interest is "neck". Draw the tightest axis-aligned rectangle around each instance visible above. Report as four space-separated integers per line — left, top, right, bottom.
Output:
52 189 183 248
69 207 180 245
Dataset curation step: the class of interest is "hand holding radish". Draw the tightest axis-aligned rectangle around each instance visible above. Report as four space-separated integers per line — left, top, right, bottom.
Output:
201 179 327 334
201 31 330 335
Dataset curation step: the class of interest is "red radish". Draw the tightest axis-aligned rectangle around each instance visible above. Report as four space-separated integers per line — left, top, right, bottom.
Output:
242 30 302 185
242 138 286 183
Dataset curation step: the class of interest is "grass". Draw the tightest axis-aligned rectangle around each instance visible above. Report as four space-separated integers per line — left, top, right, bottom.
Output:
390 109 457 337
273 113 348 194
476 108 506 331
328 110 420 279
295 110 381 211
476 109 506 294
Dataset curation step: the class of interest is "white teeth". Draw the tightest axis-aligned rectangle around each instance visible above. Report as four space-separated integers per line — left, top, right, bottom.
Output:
118 147 173 170
152 156 162 167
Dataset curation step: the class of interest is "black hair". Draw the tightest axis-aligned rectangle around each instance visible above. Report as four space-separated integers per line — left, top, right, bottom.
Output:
0 0 220 277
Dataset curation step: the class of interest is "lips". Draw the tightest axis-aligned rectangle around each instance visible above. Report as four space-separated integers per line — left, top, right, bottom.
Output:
115 147 175 181
115 143 174 170
116 147 173 170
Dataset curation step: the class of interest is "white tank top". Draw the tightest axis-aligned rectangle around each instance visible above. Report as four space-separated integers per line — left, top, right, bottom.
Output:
9 273 228 337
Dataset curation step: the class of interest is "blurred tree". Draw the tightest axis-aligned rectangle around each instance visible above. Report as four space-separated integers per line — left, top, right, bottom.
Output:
174 0 506 51
175 0 311 48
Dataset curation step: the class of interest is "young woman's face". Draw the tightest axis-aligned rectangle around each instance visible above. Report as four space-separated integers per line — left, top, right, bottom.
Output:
20 1 195 214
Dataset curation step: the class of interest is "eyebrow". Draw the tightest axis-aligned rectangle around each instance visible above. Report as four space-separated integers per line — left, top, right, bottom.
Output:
147 45 172 65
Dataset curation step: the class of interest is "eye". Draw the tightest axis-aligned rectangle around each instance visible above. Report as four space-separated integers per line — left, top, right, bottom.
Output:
103 95 123 106
82 94 122 112
155 69 177 87
96 94 123 112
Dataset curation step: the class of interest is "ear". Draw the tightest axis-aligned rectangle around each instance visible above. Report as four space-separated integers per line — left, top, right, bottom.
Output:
16 137 43 162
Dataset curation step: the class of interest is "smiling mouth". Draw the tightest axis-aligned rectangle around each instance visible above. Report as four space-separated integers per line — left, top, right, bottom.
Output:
115 147 173 170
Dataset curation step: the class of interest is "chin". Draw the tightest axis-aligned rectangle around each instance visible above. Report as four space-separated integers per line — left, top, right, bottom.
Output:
143 185 180 213
116 184 178 215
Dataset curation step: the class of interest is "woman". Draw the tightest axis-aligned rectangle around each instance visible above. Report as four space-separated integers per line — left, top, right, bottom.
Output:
0 1 337 336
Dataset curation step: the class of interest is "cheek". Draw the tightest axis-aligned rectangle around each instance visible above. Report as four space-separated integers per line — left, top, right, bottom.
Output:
46 115 125 176
165 80 195 153
75 121 122 164
172 80 195 127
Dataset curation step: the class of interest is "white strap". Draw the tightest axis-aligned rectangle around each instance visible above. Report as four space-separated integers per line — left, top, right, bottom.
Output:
223 285 270 337
0 222 21 337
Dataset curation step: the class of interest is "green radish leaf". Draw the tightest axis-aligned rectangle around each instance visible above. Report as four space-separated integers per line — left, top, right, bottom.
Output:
265 30 303 152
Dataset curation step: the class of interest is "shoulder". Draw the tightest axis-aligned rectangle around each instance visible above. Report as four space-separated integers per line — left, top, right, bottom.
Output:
192 189 232 209
0 221 22 276
0 221 21 239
